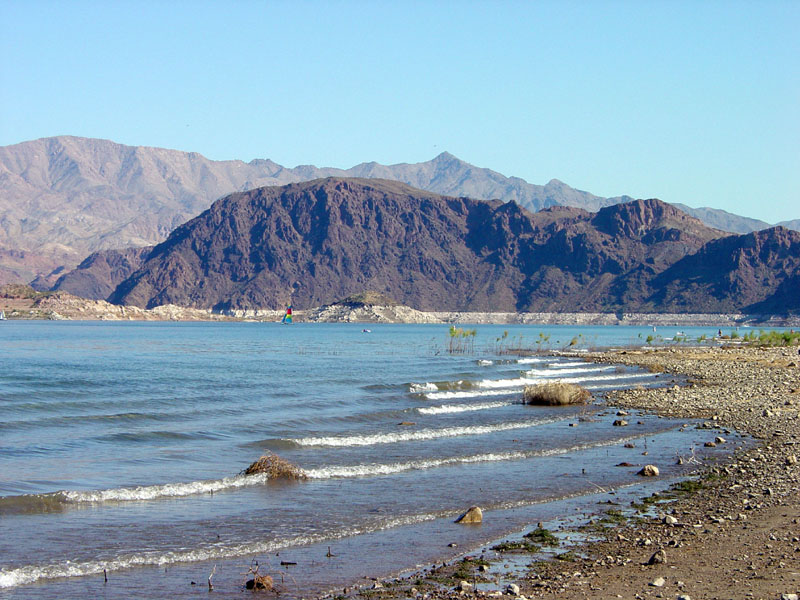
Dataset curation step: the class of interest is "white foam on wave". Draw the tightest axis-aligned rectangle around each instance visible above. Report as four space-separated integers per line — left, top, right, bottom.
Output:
515 357 549 364
304 451 528 479
290 418 559 447
417 401 511 415
534 372 655 384
0 510 442 589
525 365 615 377
61 473 271 503
423 371 657 400
475 376 543 389
424 389 516 400
477 359 494 366
409 382 438 393
305 433 648 479
0 531 320 588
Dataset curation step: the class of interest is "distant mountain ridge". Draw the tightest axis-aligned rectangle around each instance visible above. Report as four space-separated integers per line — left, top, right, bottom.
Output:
55 178 799 314
2 136 794 286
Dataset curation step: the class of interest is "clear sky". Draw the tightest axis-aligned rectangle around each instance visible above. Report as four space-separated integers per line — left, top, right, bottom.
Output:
1 0 798 223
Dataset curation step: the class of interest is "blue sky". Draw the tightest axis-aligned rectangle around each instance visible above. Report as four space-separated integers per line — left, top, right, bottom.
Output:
1 1 798 223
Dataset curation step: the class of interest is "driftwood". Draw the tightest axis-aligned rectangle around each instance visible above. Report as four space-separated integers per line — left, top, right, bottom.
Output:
243 563 273 591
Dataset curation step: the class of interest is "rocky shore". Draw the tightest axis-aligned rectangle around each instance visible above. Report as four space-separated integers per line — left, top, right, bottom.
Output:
328 345 799 600
2 288 798 327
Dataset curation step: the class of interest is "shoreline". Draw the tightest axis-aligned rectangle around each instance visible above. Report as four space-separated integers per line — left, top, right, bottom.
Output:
1 291 798 327
328 345 800 600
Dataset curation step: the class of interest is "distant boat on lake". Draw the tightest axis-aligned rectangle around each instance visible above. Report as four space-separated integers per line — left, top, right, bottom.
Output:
281 305 293 324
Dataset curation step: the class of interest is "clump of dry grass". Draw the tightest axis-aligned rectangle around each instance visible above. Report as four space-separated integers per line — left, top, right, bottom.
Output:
523 382 591 406
242 453 308 480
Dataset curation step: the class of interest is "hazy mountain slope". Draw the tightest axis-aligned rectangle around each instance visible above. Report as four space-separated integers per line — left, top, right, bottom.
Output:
102 178 785 314
778 218 800 231
0 136 301 283
672 204 770 234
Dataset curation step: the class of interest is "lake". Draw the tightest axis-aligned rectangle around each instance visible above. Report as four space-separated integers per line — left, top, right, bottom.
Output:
0 321 744 598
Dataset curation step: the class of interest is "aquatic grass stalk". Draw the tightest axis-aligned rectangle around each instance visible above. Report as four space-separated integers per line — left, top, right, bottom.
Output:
447 326 477 354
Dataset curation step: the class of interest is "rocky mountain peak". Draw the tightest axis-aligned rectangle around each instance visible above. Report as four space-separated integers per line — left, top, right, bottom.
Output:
592 198 706 239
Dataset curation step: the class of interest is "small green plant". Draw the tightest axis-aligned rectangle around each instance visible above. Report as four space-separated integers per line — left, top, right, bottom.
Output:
601 509 627 524
524 527 559 546
671 479 703 494
753 329 800 346
492 539 541 553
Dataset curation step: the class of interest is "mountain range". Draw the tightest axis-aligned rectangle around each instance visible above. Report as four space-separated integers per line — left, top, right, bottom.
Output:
1 136 795 287
54 178 800 314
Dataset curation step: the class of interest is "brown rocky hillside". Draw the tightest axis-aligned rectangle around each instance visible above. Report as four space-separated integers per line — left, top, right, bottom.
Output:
97 177 791 314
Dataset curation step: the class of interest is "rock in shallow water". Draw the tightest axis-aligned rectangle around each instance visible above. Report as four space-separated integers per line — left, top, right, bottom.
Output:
455 505 483 524
638 464 660 477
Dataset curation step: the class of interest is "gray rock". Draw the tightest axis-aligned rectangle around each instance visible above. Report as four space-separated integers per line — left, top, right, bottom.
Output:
649 576 665 587
638 464 660 477
506 583 520 595
457 581 473 592
647 548 667 565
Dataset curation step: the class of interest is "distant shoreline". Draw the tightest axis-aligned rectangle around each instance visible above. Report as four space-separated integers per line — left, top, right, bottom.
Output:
2 290 799 326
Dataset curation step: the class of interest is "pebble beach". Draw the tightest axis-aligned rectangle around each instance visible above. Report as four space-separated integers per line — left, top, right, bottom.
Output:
333 345 800 600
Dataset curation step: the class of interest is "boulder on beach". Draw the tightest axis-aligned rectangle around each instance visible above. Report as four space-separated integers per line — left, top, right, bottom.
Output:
242 453 308 480
638 464 660 477
455 505 483 524
647 548 667 565
523 382 590 406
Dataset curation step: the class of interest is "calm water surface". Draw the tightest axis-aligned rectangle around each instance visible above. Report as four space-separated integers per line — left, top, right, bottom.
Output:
0 322 743 598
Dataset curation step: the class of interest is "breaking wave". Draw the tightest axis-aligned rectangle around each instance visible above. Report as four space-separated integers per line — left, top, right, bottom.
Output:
416 401 511 415
288 418 561 447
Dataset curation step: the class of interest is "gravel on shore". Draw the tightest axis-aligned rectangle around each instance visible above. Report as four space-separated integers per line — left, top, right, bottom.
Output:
325 345 800 600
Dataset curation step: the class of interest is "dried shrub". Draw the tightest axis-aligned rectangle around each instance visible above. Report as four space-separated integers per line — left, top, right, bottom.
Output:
523 382 590 406
243 563 274 591
242 453 308 480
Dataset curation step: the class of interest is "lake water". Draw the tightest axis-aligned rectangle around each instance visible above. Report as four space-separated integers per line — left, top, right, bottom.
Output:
0 322 743 598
